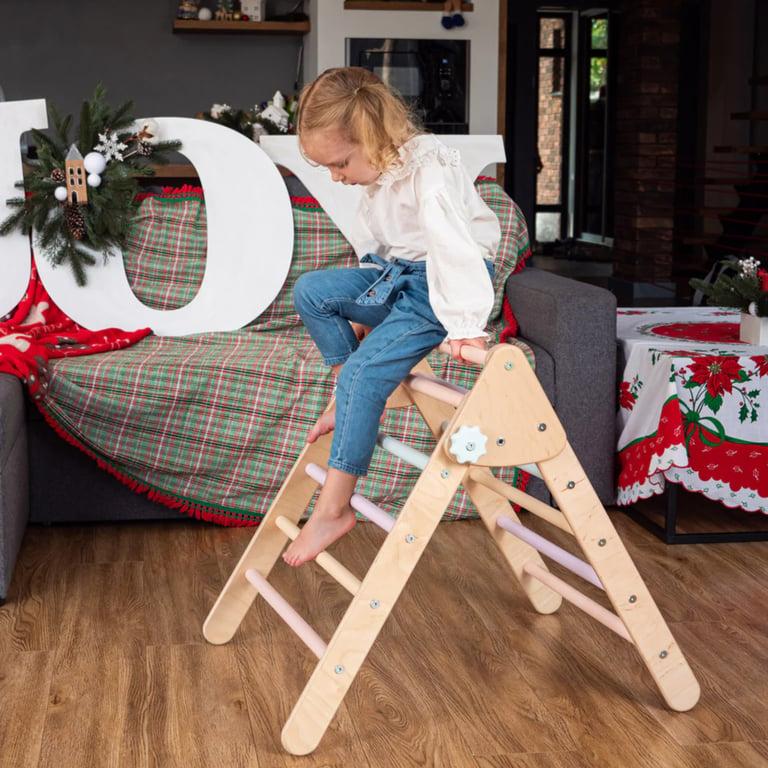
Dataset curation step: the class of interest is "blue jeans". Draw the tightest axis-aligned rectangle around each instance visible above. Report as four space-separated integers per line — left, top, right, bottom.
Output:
293 253 495 476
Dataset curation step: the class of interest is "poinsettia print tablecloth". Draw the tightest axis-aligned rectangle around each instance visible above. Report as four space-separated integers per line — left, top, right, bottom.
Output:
617 306 768 514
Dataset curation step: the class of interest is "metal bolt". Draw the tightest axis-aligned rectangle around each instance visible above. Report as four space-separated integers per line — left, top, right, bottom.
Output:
598 538 607 547
504 361 513 370
465 441 475 451
334 665 345 675
659 650 668 659
440 469 449 479
496 437 506 446
628 595 637 604
538 423 547 432
405 534 416 544
567 481 576 489
370 599 380 609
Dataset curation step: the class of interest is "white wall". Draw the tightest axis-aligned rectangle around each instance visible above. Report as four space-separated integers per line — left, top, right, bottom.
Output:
304 0 501 135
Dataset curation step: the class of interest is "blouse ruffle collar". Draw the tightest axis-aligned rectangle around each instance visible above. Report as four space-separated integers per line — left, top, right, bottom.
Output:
372 134 461 188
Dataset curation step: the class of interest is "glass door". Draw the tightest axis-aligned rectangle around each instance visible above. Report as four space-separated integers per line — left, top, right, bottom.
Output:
575 11 613 244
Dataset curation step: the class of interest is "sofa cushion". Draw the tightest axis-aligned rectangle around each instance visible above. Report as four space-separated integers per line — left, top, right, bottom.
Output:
124 193 207 311
0 374 24 468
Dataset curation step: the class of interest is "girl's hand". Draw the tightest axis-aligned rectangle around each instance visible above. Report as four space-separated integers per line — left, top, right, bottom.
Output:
350 321 372 341
448 336 487 364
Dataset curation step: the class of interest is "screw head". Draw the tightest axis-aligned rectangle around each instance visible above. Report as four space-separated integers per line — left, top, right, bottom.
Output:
405 534 416 544
598 538 607 547
567 481 576 489
465 441 475 451
496 437 506 446
659 650 668 659
440 469 449 479
370 599 380 609
504 361 514 370
334 665 344 675
538 423 547 432
628 595 637 604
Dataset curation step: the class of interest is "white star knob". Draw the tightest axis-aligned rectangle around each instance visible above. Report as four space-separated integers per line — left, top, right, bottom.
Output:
448 425 488 464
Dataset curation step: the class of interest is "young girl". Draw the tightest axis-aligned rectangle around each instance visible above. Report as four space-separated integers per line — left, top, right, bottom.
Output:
283 66 501 567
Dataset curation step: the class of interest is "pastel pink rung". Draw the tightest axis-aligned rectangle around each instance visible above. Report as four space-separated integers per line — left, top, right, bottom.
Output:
244 568 327 658
305 463 395 532
496 515 603 589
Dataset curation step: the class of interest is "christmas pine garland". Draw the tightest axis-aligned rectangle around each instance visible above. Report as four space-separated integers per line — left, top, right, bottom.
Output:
0 84 181 286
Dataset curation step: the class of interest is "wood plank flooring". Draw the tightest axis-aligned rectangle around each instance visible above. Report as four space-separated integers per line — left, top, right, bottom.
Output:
2 502 768 768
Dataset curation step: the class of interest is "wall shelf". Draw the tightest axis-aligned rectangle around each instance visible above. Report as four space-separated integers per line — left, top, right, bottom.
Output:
172 19 310 33
343 1 473 11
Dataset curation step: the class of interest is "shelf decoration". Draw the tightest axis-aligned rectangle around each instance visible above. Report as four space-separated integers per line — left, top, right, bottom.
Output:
201 90 297 141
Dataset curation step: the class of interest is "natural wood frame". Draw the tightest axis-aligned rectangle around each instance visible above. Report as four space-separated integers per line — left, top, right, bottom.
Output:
204 343 700 755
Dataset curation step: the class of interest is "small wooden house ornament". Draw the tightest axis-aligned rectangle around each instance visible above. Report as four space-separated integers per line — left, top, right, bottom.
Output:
65 144 88 205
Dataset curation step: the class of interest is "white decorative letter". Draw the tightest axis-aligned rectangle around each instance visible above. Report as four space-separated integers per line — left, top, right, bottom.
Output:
33 117 294 336
0 99 48 316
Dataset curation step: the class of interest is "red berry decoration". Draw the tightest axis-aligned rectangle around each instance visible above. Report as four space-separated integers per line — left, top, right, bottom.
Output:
241 14 249 20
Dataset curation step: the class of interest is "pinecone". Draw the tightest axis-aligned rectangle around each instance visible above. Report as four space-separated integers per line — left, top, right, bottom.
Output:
137 141 153 157
50 168 65 183
64 204 86 240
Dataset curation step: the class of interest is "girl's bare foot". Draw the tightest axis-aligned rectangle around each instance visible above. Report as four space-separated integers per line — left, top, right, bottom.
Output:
282 504 357 566
307 407 336 443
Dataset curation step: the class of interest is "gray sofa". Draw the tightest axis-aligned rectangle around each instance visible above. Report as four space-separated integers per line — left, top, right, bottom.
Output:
0 267 617 603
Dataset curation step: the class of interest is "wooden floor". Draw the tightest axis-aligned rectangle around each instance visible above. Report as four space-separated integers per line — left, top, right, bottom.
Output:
2 501 768 768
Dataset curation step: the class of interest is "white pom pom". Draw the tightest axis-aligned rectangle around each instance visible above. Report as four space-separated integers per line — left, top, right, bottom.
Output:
198 7 212 20
87 173 102 188
83 151 107 174
749 301 758 317
54 186 68 202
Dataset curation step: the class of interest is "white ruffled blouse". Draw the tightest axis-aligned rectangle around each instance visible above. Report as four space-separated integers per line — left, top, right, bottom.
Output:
348 133 501 340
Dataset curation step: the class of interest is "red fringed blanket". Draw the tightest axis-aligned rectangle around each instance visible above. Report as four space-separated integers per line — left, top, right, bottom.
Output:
0 255 152 398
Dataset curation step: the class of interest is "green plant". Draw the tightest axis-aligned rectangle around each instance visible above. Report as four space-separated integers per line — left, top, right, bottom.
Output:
689 258 768 317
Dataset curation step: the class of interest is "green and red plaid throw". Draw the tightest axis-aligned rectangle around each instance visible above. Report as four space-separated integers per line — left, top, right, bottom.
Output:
34 179 534 526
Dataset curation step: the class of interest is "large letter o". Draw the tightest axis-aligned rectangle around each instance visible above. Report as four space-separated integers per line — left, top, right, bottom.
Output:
34 118 293 336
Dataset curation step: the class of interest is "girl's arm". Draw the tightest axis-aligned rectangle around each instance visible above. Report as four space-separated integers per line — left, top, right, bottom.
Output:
416 174 499 352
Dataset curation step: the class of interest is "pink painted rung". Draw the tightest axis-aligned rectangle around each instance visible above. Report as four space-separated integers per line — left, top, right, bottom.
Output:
305 463 395 532
523 562 632 643
496 515 604 590
437 340 488 366
403 373 464 407
244 568 327 658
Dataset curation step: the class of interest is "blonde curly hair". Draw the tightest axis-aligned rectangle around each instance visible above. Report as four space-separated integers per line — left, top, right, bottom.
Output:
296 66 423 172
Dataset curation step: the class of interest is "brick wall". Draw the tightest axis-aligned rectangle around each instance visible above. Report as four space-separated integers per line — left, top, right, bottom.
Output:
612 0 683 283
537 19 564 206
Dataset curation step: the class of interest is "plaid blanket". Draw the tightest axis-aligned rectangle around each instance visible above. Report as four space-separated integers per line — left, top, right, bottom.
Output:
33 179 534 525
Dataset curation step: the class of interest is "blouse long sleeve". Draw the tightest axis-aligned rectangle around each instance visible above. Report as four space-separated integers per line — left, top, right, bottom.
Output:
415 165 498 340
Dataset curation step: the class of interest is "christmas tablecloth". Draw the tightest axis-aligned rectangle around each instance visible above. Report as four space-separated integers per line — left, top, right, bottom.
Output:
617 306 768 513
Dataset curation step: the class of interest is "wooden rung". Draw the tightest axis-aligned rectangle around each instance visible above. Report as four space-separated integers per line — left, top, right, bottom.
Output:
376 432 429 471
497 515 603 589
305 463 395 532
467 467 572 534
403 373 464 407
275 516 362 595
437 340 488 366
523 563 632 643
244 569 328 658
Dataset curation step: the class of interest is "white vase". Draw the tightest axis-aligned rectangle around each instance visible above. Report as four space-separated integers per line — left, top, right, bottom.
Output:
740 312 768 346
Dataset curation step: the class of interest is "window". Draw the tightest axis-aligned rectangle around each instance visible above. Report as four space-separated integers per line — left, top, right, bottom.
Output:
535 14 570 244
